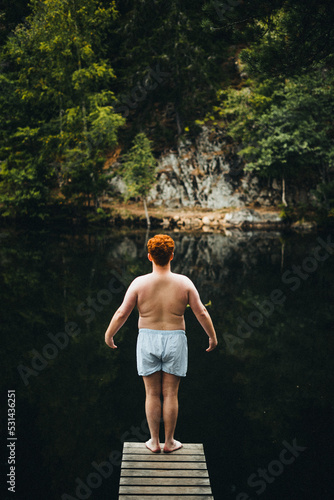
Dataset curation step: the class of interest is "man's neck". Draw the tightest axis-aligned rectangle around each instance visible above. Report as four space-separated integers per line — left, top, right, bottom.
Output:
152 262 171 274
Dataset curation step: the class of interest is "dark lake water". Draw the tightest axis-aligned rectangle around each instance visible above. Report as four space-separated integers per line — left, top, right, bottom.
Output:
1 227 334 500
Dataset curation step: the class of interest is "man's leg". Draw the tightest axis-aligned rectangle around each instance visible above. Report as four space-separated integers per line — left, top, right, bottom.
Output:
162 372 182 452
143 371 162 452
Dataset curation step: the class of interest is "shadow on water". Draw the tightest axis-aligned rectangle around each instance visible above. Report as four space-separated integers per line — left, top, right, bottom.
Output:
1 228 334 499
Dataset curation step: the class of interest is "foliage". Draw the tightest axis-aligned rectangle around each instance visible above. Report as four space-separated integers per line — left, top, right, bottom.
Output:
120 132 157 227
121 133 157 201
1 0 334 219
0 0 124 217
111 0 231 136
240 0 334 79
207 3 334 213
217 70 334 181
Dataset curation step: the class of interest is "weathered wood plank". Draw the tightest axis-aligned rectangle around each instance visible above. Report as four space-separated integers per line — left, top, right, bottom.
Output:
119 486 213 495
119 496 214 500
120 476 210 486
123 442 203 451
123 449 205 456
120 468 209 478
122 453 206 462
121 460 208 470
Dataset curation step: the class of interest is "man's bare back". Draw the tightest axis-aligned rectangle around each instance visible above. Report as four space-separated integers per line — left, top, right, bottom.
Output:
130 271 192 330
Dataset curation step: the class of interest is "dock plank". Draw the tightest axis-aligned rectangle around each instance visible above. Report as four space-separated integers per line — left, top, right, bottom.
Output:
120 468 209 478
123 453 206 462
123 442 204 454
121 460 208 469
119 485 212 494
120 477 211 486
119 497 214 500
119 442 213 498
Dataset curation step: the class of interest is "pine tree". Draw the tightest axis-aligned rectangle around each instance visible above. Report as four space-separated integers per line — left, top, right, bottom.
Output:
0 0 124 216
121 133 157 228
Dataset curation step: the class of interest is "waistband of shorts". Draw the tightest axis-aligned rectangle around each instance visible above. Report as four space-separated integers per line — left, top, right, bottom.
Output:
139 328 186 335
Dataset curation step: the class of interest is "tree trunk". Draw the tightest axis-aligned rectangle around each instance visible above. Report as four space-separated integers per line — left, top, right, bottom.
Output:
143 197 150 228
282 175 288 206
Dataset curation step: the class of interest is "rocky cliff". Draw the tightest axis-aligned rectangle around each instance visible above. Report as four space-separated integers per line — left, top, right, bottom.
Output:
112 126 312 210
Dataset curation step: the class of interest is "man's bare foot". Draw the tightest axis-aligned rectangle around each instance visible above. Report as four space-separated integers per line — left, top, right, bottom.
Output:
163 439 183 453
145 439 161 453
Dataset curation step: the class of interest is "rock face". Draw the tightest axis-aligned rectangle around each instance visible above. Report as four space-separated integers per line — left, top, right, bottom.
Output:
148 127 258 209
112 126 312 209
149 126 280 208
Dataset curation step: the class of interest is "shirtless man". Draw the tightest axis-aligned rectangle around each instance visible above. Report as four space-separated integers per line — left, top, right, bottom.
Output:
105 234 218 453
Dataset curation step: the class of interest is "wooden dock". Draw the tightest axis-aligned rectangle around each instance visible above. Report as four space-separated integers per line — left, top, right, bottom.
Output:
119 442 213 499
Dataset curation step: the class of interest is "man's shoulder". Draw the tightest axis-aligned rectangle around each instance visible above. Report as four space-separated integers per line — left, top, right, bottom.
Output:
132 273 151 284
172 273 194 286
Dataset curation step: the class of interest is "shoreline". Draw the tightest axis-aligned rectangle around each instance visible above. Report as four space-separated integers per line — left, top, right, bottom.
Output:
0 201 325 232
104 202 317 232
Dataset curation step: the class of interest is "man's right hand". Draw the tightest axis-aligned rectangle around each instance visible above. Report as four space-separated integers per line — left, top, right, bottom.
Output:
105 336 117 349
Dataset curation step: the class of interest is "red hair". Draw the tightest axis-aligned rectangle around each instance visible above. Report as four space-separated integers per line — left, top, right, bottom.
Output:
147 234 175 266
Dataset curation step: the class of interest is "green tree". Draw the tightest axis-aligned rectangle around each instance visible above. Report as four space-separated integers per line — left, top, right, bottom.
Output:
215 69 334 207
121 133 157 227
0 0 124 216
204 1 334 212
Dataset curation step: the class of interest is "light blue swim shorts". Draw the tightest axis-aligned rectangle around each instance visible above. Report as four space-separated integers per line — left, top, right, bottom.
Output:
136 329 188 377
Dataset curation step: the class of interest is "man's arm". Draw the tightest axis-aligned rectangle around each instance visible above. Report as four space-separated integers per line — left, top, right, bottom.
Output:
188 282 218 352
105 280 138 349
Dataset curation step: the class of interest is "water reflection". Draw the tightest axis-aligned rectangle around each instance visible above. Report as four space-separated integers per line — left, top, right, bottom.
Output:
1 228 333 500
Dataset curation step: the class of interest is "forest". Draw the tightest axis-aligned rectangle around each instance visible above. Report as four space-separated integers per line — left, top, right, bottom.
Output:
0 0 333 221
